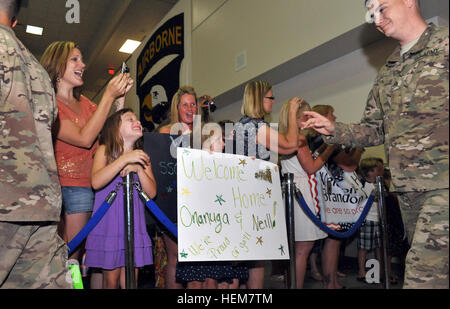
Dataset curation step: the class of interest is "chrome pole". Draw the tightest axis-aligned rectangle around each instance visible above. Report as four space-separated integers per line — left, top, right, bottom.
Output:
283 173 296 289
376 176 390 289
123 172 136 289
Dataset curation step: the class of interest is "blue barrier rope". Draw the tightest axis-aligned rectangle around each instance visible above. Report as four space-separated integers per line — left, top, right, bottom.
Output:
68 184 178 255
144 199 178 238
295 189 375 239
68 199 114 256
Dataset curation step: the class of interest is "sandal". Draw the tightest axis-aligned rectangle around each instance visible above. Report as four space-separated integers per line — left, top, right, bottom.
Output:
270 274 285 282
310 270 323 281
337 271 346 278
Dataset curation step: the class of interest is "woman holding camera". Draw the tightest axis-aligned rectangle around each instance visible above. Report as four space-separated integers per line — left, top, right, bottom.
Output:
40 41 133 262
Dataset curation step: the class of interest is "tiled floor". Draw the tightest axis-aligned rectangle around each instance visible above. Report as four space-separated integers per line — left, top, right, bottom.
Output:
264 257 404 289
82 256 404 289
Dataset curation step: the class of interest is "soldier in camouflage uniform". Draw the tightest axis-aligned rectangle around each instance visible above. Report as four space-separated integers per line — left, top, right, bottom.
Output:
0 0 71 288
302 0 448 289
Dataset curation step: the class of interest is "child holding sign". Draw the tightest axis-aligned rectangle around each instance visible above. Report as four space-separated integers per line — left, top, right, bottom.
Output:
85 109 157 288
175 123 248 289
157 86 213 289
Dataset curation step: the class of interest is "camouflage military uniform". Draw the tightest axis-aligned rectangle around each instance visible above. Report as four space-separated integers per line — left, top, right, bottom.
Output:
0 24 71 288
324 23 449 289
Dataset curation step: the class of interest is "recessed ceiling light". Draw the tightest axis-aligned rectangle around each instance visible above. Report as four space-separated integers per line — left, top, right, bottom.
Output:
26 25 43 36
119 39 141 54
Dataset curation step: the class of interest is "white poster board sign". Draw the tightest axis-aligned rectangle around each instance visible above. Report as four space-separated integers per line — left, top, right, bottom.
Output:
177 148 289 262
316 166 375 231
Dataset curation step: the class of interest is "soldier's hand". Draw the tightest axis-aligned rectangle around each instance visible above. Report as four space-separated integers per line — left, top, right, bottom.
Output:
301 111 335 135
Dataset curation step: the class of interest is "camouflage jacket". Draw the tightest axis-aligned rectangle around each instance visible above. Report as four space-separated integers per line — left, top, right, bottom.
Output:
325 23 449 193
0 25 61 221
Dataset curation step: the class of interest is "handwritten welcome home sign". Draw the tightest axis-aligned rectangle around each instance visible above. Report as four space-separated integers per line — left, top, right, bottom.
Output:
177 148 289 262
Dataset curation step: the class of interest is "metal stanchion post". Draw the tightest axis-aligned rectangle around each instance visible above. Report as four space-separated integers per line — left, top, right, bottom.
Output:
283 173 296 289
123 173 136 289
376 176 390 289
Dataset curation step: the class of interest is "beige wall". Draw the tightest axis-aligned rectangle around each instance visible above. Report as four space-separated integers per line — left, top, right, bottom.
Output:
121 0 448 164
191 0 367 97
208 15 448 164
115 0 448 259
123 1 446 137
210 36 396 162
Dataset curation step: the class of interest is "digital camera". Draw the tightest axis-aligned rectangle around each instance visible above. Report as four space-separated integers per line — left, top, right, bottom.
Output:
121 62 130 74
203 101 216 113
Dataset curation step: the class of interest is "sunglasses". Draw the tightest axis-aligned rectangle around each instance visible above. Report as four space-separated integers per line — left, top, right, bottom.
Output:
265 96 275 101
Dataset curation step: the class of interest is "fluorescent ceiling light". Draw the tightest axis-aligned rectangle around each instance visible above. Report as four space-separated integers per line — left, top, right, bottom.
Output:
119 39 141 54
26 25 43 36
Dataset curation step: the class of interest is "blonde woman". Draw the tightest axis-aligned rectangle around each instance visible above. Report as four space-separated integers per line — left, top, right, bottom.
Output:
40 41 133 263
157 86 211 289
236 81 302 288
159 86 213 134
279 100 337 288
236 81 302 161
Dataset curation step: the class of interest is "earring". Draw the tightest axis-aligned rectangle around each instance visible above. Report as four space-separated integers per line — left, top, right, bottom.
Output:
56 75 61 83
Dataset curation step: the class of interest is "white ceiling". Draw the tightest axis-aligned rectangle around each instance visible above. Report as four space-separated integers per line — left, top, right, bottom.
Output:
15 0 178 99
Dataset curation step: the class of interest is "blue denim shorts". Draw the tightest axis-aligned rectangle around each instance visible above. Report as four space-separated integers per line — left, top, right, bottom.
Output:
61 186 94 214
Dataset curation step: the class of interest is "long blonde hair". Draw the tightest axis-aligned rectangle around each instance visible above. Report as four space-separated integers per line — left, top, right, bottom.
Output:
241 81 272 119
278 99 311 135
40 41 82 101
